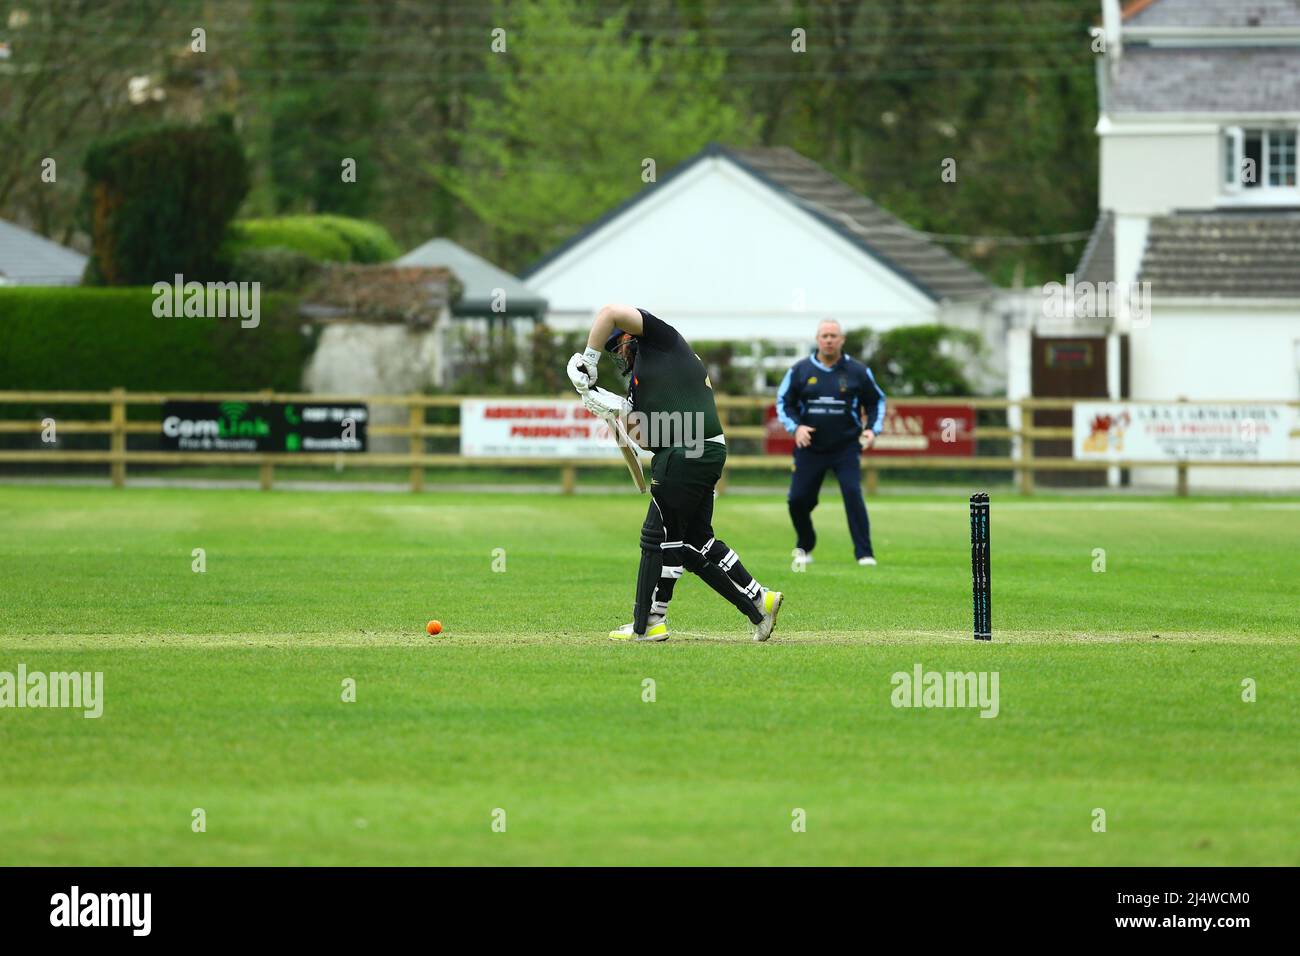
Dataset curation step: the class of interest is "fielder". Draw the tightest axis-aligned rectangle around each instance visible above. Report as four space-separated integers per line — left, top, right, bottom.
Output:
776 319 886 566
567 305 783 642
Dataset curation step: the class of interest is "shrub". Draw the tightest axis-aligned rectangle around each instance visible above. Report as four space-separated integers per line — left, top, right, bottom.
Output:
862 325 983 397
312 215 401 263
229 247 324 292
80 116 250 285
225 215 399 264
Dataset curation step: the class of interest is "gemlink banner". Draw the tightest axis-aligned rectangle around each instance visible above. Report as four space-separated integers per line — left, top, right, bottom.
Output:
160 401 368 452
460 400 627 459
1073 402 1294 462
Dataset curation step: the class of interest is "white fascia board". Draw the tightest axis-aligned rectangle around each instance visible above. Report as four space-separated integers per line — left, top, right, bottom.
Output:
1098 114 1300 135
1125 26 1300 45
1152 297 1300 308
1098 114 1220 136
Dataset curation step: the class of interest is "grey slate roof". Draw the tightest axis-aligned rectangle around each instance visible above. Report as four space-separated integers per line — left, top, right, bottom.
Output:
1109 46 1300 113
0 218 86 286
1126 0 1300 28
523 143 994 302
724 146 995 300
1138 211 1300 297
398 238 547 317
1075 211 1115 285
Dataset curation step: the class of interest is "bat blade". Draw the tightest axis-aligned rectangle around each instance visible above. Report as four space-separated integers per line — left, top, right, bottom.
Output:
610 416 647 493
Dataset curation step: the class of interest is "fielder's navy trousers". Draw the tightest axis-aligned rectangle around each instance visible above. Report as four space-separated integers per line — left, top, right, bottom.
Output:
788 443 874 559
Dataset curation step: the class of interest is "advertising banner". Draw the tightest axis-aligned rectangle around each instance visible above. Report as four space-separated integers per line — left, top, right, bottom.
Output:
160 401 368 452
460 400 626 459
1073 402 1293 461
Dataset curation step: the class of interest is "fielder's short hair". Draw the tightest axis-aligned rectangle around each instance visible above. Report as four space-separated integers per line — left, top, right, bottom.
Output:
817 318 843 335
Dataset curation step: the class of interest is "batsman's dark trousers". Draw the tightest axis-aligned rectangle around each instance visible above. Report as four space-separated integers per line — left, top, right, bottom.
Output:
632 442 763 633
650 442 727 550
788 442 874 559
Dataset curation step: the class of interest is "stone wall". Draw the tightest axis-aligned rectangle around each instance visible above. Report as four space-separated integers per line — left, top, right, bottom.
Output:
302 320 445 453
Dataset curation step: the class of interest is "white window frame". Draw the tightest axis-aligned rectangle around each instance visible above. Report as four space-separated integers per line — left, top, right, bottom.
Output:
1266 125 1299 188
1223 126 1243 192
1221 125 1299 201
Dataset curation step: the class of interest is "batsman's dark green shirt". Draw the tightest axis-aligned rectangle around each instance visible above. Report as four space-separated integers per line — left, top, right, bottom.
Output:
627 309 723 452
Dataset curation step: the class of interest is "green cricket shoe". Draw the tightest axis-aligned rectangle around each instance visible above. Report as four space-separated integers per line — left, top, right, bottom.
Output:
753 589 784 642
608 614 670 642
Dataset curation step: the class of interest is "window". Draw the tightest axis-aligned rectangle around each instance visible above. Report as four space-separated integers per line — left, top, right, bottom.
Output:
1268 132 1296 187
1223 127 1299 191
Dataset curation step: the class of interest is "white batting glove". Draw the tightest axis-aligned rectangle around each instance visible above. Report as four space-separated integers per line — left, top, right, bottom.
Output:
582 386 628 422
566 353 590 392
566 347 601 392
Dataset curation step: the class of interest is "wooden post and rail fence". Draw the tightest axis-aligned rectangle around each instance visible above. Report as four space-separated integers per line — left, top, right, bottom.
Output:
0 390 1297 496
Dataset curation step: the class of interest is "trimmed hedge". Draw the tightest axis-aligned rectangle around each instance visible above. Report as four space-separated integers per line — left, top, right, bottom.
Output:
225 215 400 264
0 287 310 393
312 215 401 262
228 247 324 292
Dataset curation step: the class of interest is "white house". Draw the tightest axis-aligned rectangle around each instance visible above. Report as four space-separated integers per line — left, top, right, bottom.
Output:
521 144 1003 390
1072 0 1300 489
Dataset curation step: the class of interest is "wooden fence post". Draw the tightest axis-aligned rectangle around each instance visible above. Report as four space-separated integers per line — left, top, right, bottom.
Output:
1018 405 1035 496
409 397 425 493
259 389 275 490
109 387 126 488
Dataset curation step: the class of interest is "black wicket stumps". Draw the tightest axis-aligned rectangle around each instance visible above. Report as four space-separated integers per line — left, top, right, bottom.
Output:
969 492 991 641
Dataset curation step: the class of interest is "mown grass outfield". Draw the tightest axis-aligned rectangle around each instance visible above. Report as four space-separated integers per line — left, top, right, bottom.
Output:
0 486 1297 866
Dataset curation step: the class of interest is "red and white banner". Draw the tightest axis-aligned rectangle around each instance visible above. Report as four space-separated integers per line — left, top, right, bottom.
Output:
1074 402 1294 461
460 400 626 459
764 403 976 456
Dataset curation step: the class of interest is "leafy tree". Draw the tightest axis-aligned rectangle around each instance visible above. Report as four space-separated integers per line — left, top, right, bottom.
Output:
255 0 380 216
442 0 758 270
3 0 1106 287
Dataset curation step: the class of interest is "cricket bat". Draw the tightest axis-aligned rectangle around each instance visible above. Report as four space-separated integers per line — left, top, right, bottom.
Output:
580 383 647 493
610 414 648 494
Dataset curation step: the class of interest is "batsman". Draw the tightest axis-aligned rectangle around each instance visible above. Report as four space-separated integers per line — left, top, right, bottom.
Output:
567 305 784 642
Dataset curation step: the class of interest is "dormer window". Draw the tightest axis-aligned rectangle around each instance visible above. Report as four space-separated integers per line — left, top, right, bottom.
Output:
1223 127 1298 193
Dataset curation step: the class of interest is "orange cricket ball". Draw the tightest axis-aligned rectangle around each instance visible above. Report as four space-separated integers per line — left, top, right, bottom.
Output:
426 619 443 636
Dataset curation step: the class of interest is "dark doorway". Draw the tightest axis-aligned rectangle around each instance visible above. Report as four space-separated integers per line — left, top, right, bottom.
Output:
1030 335 1126 488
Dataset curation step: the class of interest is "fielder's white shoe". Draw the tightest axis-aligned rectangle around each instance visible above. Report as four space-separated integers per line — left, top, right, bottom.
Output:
858 556 877 566
609 614 670 642
792 548 813 566
753 589 784 642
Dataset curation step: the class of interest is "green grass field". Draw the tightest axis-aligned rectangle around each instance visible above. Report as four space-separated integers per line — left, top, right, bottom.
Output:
1 486 1297 865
